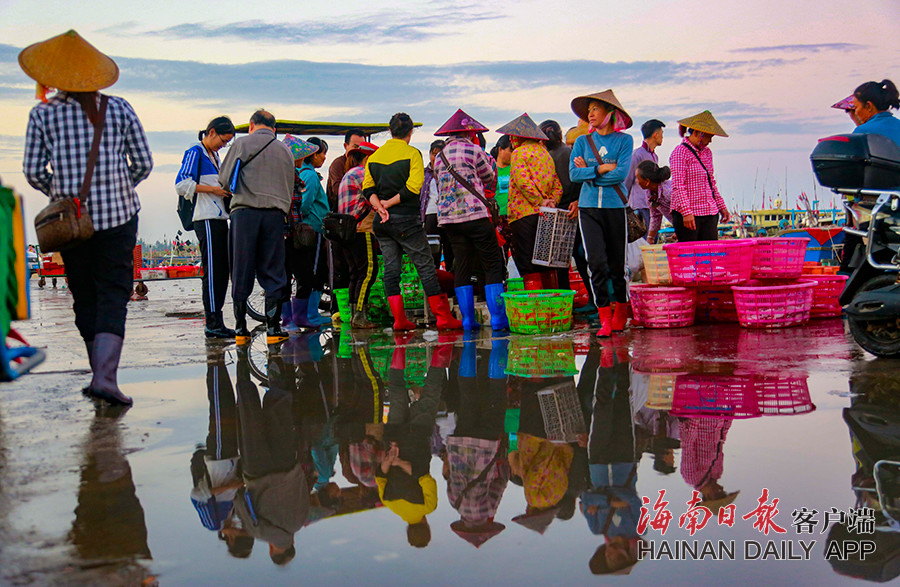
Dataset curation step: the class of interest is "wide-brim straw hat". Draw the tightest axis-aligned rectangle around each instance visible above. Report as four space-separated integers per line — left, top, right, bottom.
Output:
283 134 318 161
348 141 378 157
832 95 855 111
571 90 633 130
677 110 729 137
565 119 590 146
450 520 506 548
435 109 489 136
701 490 740 515
496 113 548 141
18 30 119 92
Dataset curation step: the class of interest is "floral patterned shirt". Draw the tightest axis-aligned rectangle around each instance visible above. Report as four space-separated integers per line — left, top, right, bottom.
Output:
508 139 563 222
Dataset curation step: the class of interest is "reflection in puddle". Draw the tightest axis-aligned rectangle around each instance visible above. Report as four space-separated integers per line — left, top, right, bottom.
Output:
48 319 900 583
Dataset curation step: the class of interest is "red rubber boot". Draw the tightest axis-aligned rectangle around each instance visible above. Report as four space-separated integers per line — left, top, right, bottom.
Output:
611 302 629 332
387 295 417 331
428 294 463 330
596 305 613 338
522 273 543 291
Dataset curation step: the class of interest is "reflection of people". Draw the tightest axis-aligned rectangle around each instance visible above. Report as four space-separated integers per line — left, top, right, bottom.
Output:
578 344 643 575
375 342 448 547
679 417 738 512
70 411 151 570
21 31 153 407
233 348 309 565
446 341 510 547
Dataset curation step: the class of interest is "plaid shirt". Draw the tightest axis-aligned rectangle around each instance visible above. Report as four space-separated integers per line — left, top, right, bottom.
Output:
669 138 726 217
23 93 153 231
432 137 497 225
447 436 509 524
680 417 731 490
337 165 370 219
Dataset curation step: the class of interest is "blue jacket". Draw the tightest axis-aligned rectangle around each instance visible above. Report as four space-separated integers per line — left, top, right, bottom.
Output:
854 111 900 147
569 131 633 209
298 162 329 234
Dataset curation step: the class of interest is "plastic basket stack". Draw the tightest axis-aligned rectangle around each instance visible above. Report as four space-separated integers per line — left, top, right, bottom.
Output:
532 207 577 268
631 237 833 329
669 374 814 419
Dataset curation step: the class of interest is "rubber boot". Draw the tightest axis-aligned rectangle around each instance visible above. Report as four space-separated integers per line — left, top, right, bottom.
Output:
458 338 477 378
489 338 509 379
307 290 332 326
388 295 417 331
611 302 629 332
484 283 509 331
596 305 613 338
541 271 559 290
205 311 235 339
454 285 480 331
351 305 377 329
334 288 351 324
428 294 463 330
292 297 317 329
83 333 132 406
234 299 251 345
266 298 289 344
390 345 406 370
431 343 453 369
281 300 293 327
522 273 543 291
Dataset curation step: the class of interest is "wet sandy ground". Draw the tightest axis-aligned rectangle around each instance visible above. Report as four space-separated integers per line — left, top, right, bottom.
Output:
0 280 896 586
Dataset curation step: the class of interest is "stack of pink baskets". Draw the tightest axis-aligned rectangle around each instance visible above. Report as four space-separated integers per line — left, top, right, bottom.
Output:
631 237 835 329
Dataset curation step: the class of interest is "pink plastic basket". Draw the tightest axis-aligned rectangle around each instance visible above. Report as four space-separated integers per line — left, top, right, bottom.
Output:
750 237 809 278
630 284 697 328
672 374 814 418
805 274 848 318
695 287 738 323
664 240 756 286
732 279 815 328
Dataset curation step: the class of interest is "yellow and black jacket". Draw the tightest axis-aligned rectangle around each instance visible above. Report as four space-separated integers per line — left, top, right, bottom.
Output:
362 138 424 217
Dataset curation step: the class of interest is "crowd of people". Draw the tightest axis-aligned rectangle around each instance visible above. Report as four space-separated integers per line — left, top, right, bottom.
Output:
16 28 900 410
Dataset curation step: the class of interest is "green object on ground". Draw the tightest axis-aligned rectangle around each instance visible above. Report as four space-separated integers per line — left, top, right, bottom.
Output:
501 289 575 334
334 288 351 323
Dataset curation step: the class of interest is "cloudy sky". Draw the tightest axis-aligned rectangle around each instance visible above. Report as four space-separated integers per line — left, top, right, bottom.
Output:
1 0 898 243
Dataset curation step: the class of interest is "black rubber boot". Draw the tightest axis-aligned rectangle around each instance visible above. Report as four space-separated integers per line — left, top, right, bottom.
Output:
351 306 377 329
205 311 236 339
266 297 288 344
82 333 133 406
234 300 251 345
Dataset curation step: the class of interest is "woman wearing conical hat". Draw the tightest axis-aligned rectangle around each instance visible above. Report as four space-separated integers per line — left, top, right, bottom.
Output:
668 110 730 242
568 90 634 338
499 113 563 291
21 30 153 407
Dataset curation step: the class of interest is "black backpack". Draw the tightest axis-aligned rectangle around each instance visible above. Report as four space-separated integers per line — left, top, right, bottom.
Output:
177 146 203 231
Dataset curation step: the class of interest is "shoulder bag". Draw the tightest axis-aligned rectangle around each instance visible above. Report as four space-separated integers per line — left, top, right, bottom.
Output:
683 143 718 195
34 94 109 253
176 145 203 231
438 149 500 225
585 134 647 243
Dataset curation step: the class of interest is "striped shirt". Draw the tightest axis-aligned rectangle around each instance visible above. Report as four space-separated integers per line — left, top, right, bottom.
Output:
680 417 731 490
670 138 726 217
23 92 153 231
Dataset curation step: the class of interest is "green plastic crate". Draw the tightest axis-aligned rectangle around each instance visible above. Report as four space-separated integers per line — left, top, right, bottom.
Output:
501 289 575 334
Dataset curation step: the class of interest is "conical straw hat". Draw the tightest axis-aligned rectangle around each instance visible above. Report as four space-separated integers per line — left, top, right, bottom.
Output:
19 30 118 92
496 113 548 140
282 134 318 161
677 110 729 137
571 90 633 129
435 109 489 136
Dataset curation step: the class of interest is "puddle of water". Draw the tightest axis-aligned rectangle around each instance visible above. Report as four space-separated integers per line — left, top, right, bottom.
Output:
7 316 900 585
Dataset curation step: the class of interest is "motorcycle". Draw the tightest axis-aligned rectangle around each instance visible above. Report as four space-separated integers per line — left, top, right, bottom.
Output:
811 133 900 357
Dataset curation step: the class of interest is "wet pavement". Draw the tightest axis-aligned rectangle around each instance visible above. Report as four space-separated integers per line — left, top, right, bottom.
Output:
2 281 898 585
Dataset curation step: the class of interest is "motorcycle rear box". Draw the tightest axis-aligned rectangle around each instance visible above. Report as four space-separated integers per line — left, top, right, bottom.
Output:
811 133 900 189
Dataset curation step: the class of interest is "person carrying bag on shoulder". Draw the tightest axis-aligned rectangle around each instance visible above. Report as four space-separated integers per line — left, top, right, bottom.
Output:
22 30 153 406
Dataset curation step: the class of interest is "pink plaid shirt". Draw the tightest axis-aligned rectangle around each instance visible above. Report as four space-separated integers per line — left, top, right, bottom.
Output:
669 138 726 217
680 417 731 490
